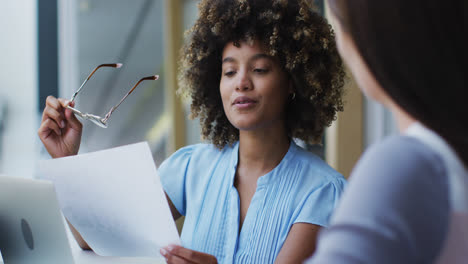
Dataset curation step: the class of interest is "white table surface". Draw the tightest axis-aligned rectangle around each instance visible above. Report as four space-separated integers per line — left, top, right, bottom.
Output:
0 252 165 264
73 249 166 264
0 248 165 264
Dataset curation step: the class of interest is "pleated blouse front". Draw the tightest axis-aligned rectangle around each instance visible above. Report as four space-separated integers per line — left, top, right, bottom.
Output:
159 141 345 264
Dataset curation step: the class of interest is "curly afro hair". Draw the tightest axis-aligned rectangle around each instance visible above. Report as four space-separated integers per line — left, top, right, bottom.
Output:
178 0 345 148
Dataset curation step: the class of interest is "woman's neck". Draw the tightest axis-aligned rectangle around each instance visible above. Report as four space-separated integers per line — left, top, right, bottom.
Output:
237 123 290 178
389 102 416 133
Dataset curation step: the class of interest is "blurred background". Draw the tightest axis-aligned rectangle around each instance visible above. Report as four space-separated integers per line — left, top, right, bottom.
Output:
0 0 397 180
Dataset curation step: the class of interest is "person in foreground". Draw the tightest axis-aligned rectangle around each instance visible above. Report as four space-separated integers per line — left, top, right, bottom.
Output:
38 1 346 263
308 0 468 263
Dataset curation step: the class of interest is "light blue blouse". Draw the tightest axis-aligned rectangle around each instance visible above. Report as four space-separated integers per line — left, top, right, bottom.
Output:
159 141 346 263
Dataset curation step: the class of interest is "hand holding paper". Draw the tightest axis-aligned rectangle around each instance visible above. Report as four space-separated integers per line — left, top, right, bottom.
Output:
38 142 180 259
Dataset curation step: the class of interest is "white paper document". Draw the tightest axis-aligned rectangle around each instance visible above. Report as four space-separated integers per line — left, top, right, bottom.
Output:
37 142 180 259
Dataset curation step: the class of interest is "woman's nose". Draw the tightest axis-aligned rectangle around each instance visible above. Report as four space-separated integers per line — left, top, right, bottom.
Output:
236 71 253 91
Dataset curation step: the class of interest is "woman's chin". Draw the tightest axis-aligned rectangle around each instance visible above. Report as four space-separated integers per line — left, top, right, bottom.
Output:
231 117 283 132
233 121 260 131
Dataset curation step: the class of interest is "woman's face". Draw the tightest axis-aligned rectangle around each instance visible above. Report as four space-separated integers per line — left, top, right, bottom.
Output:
330 12 390 106
220 40 292 131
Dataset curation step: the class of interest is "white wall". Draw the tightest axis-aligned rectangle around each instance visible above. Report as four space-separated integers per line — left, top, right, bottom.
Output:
0 0 38 178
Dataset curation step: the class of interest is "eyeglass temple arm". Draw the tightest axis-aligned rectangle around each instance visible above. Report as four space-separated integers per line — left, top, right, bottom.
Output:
102 75 159 122
70 63 123 102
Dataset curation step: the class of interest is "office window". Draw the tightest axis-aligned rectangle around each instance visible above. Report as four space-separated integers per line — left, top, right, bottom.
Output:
182 0 202 146
59 0 168 164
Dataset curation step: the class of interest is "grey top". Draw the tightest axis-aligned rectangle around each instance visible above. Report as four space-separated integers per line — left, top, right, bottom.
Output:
308 135 451 264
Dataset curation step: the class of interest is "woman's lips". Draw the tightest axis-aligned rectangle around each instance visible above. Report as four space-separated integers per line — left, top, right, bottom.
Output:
233 96 258 109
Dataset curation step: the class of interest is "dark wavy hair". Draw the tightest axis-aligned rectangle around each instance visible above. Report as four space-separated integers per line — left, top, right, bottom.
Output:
328 0 468 165
179 0 345 148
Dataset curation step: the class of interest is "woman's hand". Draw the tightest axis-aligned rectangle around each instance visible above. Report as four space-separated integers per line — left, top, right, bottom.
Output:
160 245 217 264
38 96 83 158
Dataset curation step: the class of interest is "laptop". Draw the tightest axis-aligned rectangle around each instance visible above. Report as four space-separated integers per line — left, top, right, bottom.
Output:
0 175 75 264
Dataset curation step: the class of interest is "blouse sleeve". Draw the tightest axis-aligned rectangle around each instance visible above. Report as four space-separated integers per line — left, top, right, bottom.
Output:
158 145 196 216
294 178 346 227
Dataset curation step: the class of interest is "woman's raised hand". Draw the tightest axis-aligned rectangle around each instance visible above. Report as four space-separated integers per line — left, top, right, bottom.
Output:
38 96 83 158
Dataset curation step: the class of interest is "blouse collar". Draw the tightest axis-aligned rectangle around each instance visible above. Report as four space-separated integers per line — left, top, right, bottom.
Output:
229 140 298 187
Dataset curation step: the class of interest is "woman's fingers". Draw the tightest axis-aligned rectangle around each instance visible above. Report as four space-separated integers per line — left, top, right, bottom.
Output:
57 97 72 109
57 98 82 131
160 247 193 264
42 96 62 122
42 106 66 129
167 246 199 262
46 95 62 108
38 118 62 138
161 245 217 264
162 252 195 264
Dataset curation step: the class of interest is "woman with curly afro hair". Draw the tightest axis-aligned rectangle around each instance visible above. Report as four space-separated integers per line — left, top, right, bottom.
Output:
157 0 346 263
38 0 346 263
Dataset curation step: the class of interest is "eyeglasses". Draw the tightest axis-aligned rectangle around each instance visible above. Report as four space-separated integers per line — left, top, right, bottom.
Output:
66 63 159 128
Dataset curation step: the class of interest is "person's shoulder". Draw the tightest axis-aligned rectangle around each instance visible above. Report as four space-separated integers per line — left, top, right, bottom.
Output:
337 135 450 260
169 142 236 165
177 143 213 154
368 134 442 161
286 143 346 226
311 135 451 263
173 142 222 155
161 143 213 166
357 135 446 178
291 143 345 185
349 134 448 202
186 142 235 156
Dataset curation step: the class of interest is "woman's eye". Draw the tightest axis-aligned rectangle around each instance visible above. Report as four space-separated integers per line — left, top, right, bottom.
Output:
254 68 268 74
224 71 236 77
